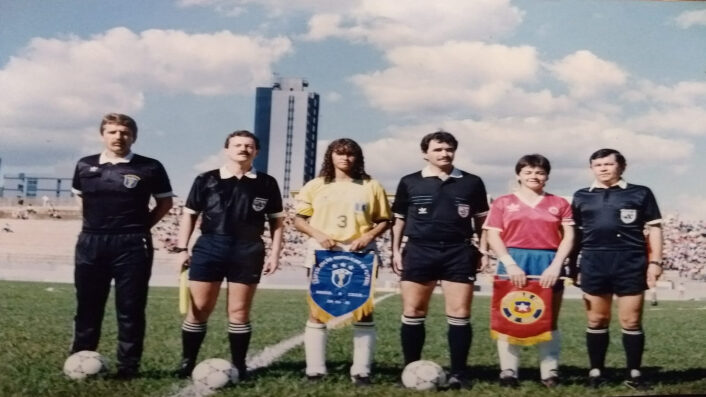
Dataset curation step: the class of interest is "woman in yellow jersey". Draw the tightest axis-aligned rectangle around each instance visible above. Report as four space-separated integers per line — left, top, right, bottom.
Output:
294 138 391 386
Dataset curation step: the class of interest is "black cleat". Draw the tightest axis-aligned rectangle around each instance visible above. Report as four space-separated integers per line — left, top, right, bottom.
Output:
115 367 139 380
625 376 652 391
306 373 326 382
351 374 372 387
587 375 607 389
446 373 473 390
499 369 519 388
541 376 560 388
174 358 195 379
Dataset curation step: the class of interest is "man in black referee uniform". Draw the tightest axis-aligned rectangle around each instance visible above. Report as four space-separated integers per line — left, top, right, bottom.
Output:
572 148 663 390
70 113 174 379
391 131 489 389
173 130 284 379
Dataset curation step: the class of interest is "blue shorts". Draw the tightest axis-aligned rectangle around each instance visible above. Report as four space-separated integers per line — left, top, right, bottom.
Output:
578 249 647 296
497 248 564 290
401 239 478 284
189 234 265 284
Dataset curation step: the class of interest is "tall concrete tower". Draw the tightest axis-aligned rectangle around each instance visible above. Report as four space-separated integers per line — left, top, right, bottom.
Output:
253 77 320 197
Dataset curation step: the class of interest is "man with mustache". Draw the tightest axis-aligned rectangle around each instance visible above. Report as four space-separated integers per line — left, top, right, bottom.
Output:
391 130 489 389
70 113 174 379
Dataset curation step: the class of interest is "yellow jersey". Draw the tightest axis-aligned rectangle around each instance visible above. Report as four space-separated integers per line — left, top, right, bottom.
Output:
296 177 391 243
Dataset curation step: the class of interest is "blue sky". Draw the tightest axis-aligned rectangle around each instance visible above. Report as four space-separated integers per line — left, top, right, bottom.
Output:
1 0 706 219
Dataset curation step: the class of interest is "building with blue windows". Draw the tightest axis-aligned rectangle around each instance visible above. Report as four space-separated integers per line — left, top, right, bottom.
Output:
253 77 319 198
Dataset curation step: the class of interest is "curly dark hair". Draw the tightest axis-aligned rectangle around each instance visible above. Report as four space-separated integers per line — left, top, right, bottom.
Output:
319 138 370 183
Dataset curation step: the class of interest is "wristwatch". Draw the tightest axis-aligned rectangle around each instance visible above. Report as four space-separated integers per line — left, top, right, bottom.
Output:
648 260 663 267
173 247 188 253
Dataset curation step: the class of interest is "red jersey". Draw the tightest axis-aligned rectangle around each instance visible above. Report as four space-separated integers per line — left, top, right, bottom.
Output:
484 193 573 249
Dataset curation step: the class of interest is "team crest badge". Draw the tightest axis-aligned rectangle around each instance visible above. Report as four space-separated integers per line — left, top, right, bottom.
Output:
499 290 546 325
331 265 354 288
252 197 268 212
620 209 637 224
457 204 470 218
123 174 140 188
548 206 559 215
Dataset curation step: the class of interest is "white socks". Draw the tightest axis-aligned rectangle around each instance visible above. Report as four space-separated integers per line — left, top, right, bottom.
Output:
350 322 376 377
538 330 561 379
304 321 327 376
497 330 561 379
497 339 520 377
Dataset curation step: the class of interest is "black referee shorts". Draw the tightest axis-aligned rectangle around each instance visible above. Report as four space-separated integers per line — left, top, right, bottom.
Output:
579 249 648 296
401 239 478 284
189 234 265 284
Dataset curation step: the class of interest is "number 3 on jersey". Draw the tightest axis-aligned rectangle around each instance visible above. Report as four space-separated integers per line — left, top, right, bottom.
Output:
337 215 347 228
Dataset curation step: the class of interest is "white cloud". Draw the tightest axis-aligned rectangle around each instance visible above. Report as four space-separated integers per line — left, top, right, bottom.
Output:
302 0 524 48
360 117 692 196
0 27 291 165
625 80 706 107
550 50 627 98
627 106 706 136
351 41 567 116
193 152 224 172
674 194 706 221
674 9 706 29
325 91 342 103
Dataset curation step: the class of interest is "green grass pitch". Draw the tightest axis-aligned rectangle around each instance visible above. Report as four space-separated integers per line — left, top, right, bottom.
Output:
1 280 705 396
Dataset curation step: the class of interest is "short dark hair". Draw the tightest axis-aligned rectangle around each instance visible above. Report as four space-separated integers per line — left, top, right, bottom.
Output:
420 130 458 152
100 113 137 138
224 130 260 149
589 148 626 170
515 154 551 175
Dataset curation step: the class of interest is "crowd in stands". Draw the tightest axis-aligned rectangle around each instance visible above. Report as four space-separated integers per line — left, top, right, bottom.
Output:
9 199 688 279
662 215 706 281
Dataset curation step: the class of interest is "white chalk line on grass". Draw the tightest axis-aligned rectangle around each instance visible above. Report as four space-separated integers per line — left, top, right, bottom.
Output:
168 292 398 397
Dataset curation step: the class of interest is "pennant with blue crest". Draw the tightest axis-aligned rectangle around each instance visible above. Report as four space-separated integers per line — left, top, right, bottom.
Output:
308 250 377 324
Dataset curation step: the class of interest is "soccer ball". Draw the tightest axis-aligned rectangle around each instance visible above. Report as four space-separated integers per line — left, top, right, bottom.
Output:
63 351 108 380
401 360 446 391
191 358 239 394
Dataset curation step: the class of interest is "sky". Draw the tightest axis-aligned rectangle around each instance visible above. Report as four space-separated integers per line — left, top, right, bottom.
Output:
1 0 706 219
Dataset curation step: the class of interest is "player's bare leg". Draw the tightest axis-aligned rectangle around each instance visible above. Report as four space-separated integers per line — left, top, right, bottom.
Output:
583 293 613 386
400 280 435 364
227 282 258 378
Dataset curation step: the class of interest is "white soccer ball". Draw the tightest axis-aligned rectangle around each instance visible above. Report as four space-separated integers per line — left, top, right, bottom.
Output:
401 360 446 391
63 351 109 380
191 358 239 394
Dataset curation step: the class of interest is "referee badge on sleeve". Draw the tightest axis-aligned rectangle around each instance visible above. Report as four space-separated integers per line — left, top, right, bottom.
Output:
252 197 268 212
123 174 141 188
620 209 637 224
457 203 470 218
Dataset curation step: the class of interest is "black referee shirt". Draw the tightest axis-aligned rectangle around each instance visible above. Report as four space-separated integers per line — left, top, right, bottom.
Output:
392 167 489 242
72 152 173 233
185 167 284 239
572 180 661 250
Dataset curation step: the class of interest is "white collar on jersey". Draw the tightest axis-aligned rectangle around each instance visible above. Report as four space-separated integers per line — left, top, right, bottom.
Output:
589 178 627 192
219 165 257 179
421 165 462 180
99 151 134 164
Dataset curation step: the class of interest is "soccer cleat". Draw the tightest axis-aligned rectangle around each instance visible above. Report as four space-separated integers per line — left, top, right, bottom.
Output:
541 376 560 388
115 367 139 380
625 376 651 391
306 373 326 382
499 369 519 388
351 374 372 387
587 375 607 389
174 358 196 379
446 373 473 390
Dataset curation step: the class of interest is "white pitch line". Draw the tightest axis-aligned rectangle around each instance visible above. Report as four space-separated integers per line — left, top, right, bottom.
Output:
168 292 398 397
